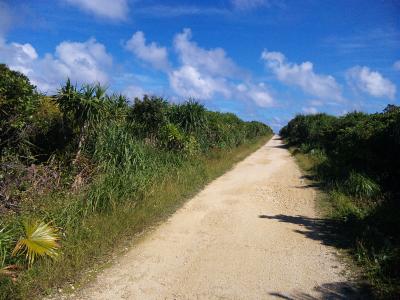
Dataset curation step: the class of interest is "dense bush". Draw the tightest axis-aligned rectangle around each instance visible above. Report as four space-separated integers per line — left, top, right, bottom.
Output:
280 108 400 192
0 64 42 158
280 107 400 297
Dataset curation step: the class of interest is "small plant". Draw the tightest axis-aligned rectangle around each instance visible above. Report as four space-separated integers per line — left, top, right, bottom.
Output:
0 225 14 271
159 123 185 151
12 221 60 267
344 172 380 199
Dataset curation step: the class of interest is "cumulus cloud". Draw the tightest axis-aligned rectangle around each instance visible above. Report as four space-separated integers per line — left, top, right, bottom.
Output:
166 28 238 100
126 29 274 106
169 65 231 99
236 83 274 107
125 31 170 71
346 66 396 99
169 29 274 105
65 0 128 20
174 28 240 78
171 30 274 105
0 38 113 93
261 50 343 102
394 60 400 71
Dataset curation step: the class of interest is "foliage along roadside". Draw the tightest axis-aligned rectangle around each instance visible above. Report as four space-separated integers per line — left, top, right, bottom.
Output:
280 108 400 298
0 64 273 299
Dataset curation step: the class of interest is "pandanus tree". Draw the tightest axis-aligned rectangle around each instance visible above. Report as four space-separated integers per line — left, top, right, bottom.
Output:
54 79 108 164
169 100 207 134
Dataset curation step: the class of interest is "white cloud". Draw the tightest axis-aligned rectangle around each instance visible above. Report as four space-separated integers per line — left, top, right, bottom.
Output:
169 65 231 100
232 0 267 10
54 39 112 83
394 60 400 71
123 85 147 100
65 0 128 20
302 107 318 115
167 29 240 100
170 29 274 106
236 83 274 107
0 42 38 70
125 31 170 71
174 28 240 78
261 50 343 102
0 38 113 93
346 66 396 99
125 28 274 107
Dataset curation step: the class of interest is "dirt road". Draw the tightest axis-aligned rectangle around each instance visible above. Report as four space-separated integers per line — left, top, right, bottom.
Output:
71 136 357 299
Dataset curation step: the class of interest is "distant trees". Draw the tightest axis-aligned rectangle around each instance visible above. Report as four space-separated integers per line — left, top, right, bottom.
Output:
0 63 272 164
280 107 400 192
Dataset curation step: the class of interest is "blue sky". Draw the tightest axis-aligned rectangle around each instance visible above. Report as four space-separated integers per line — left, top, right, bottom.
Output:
1 0 399 130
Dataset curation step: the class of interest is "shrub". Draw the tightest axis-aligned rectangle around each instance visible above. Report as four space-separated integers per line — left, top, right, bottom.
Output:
344 172 381 199
169 100 207 134
0 64 41 157
128 95 169 139
158 123 186 151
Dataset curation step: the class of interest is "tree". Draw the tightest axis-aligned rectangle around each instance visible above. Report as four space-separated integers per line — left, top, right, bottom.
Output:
0 64 41 156
128 95 169 140
54 80 108 163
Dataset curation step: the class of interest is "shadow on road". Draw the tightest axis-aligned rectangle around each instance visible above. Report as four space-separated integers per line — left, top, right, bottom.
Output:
259 214 372 298
269 280 368 299
294 183 321 189
258 214 347 248
271 143 290 149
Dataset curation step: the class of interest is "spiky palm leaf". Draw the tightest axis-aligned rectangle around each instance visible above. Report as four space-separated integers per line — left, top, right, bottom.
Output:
12 221 60 267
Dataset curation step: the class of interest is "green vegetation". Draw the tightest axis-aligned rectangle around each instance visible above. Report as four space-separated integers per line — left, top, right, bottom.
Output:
0 64 272 299
280 108 400 298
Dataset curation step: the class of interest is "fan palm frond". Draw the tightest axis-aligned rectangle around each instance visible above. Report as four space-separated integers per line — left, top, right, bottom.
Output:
12 221 60 267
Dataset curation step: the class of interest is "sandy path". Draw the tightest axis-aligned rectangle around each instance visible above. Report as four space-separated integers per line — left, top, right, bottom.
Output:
71 136 356 299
